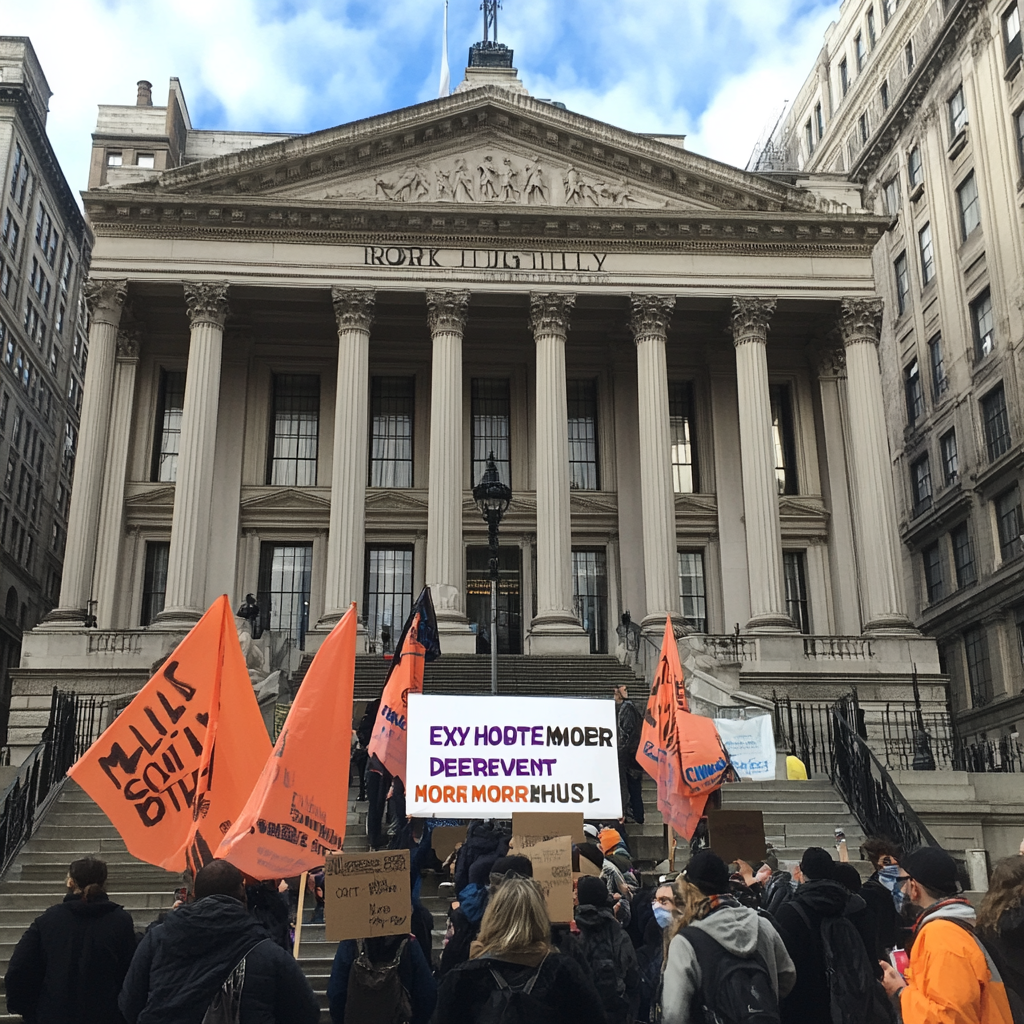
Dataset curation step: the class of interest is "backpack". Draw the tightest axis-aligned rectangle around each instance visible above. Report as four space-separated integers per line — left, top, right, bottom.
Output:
201 939 268 1024
761 873 795 919
343 938 413 1024
790 902 894 1024
939 919 1024 1024
680 925 781 1024
477 954 556 1024
577 925 629 1019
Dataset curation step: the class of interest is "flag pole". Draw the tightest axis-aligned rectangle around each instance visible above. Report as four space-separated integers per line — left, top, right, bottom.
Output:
293 870 308 959
438 0 451 98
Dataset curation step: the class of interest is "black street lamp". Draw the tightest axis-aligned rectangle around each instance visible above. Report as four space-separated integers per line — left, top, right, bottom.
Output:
473 452 512 694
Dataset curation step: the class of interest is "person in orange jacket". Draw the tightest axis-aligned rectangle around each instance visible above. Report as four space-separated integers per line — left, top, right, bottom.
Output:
879 846 1015 1024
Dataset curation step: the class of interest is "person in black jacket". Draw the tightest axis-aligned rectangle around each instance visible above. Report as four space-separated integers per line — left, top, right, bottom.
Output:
119 859 319 1024
977 854 1024 1007
5 856 137 1024
244 880 292 952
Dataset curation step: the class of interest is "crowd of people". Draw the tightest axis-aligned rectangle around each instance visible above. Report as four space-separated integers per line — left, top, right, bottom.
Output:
5 826 1023 1024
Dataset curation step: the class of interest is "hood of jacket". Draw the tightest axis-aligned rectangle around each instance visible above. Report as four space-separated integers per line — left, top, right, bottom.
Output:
574 904 619 933
459 883 489 925
915 897 977 936
690 902 763 957
61 892 125 918
998 902 1024 946
795 877 863 918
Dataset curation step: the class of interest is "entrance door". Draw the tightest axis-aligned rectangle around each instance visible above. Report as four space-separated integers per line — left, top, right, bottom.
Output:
466 546 522 654
257 542 313 649
573 548 609 654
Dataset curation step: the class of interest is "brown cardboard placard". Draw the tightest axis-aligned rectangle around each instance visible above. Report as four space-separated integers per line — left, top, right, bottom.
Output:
511 811 585 844
431 825 467 864
706 809 767 866
571 845 602 879
527 835 575 923
324 849 411 942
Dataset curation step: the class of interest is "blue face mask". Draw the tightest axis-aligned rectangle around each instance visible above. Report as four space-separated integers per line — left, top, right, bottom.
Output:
879 864 906 912
652 905 675 929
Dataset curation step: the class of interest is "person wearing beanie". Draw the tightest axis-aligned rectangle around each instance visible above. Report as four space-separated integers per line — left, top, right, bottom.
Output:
576 842 633 927
879 846 1015 1024
659 851 795 1024
773 847 881 1024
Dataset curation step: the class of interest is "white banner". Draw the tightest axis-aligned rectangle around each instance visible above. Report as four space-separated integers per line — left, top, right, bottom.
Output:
406 694 622 819
714 715 777 781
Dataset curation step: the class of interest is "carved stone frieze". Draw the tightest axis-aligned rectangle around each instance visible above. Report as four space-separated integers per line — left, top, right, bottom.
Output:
629 294 676 342
331 287 376 332
529 292 576 338
838 297 884 347
183 282 230 330
84 279 128 324
730 296 777 345
426 290 470 334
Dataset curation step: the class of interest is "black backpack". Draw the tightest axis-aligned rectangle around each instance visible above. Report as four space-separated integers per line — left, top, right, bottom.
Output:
577 926 629 1020
761 873 795 919
477 955 556 1024
201 939 269 1024
680 926 781 1024
343 938 413 1024
942 919 1024 1024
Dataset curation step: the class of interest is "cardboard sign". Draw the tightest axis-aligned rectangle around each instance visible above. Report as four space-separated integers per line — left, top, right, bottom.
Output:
431 825 468 863
707 810 767 866
572 847 602 879
406 695 621 819
511 811 585 845
525 835 574 924
324 849 411 942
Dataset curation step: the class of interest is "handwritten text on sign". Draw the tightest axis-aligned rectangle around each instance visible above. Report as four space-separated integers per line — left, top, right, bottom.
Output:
324 849 411 942
407 695 621 819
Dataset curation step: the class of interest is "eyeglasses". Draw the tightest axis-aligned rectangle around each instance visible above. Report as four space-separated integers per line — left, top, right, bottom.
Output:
652 895 677 908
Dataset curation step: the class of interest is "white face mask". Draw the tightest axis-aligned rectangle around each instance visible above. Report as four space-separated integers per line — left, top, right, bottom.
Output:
652 904 675 929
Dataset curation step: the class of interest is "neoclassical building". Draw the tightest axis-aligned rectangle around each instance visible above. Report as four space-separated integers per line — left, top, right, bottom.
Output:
8 53 942 758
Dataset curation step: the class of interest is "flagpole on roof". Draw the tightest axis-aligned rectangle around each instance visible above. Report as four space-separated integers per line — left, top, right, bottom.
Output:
438 0 451 98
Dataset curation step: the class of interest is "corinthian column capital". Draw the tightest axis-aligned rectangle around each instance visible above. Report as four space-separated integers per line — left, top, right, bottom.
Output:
730 296 777 346
529 292 576 339
332 286 376 332
426 290 470 335
838 297 884 347
116 328 141 361
629 294 676 342
84 279 128 326
183 282 230 330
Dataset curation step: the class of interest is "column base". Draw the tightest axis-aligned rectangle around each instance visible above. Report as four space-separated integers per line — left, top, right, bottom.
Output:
744 612 798 634
38 608 89 630
436 618 478 655
151 607 203 630
640 614 694 636
863 614 921 637
527 613 591 655
308 615 367 653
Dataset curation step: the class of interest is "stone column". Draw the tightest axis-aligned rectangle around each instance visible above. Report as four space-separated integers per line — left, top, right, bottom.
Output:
318 288 374 635
92 329 140 629
46 279 128 624
155 282 230 627
425 290 475 651
528 292 590 654
838 298 916 634
630 294 683 629
731 297 795 632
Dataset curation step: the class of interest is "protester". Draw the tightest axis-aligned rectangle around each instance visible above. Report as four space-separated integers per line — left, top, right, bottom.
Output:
5 857 137 1024
119 859 319 1024
328 932 436 1023
245 879 292 951
858 837 901 955
976 855 1024 1008
577 842 633 926
659 851 795 1024
562 875 639 1024
599 828 639 889
614 684 645 824
635 883 679 1023
432 875 607 1023
879 846 1015 1024
350 727 368 803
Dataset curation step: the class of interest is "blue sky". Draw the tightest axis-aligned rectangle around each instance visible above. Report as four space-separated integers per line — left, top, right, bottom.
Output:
10 0 841 195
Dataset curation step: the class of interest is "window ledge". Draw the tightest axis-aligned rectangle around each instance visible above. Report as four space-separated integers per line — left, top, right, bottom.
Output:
948 128 969 160
1005 55 1022 81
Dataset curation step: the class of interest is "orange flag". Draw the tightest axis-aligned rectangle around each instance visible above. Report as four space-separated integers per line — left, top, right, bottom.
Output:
68 596 270 872
216 604 357 880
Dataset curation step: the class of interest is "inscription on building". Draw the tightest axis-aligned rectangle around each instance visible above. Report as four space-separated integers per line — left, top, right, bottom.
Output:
364 246 609 272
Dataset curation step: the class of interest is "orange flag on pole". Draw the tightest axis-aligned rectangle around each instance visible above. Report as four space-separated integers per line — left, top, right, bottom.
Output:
68 596 270 872
216 604 357 880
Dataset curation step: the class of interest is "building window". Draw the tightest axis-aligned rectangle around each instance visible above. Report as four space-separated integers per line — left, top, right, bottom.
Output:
957 172 981 239
908 145 923 187
369 376 414 488
894 252 910 314
151 370 186 482
940 429 959 484
982 384 1011 461
923 542 945 603
884 177 902 216
364 546 414 653
952 522 976 587
905 359 924 425
911 454 933 514
106 152 122 167
141 541 170 626
856 33 866 71
136 153 155 169
567 380 599 490
1005 2 1022 65
471 378 510 488
919 222 935 285
868 7 877 46
8 144 22 200
267 374 320 486
783 551 810 634
996 484 1023 562
929 335 946 397
840 58 849 96
257 542 313 648
906 39 915 73
858 113 870 145
815 102 825 139
948 85 968 137
572 548 609 654
1015 108 1024 173
881 80 890 110
971 289 995 360
669 381 699 493
964 624 993 707
678 550 707 633
882 0 894 22
1 213 19 258
770 385 798 495
805 120 815 157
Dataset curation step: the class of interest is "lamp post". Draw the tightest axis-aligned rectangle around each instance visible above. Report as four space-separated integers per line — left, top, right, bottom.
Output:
473 452 512 695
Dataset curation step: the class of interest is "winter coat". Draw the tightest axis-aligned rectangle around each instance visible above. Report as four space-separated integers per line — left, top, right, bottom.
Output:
432 948 609 1024
453 820 508 893
860 876 899 958
118 894 320 1024
900 898 1014 1024
245 885 292 952
328 934 436 1023
660 897 796 1024
438 885 489 977
562 904 640 1024
4 891 137 1024
983 903 1024 1007
774 877 875 1024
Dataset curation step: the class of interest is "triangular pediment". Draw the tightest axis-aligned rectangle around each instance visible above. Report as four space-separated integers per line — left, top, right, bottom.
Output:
240 487 332 512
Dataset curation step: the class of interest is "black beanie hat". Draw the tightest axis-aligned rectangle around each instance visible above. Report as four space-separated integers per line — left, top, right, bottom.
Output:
577 843 605 872
902 846 961 897
576 875 610 908
800 847 836 881
683 850 730 895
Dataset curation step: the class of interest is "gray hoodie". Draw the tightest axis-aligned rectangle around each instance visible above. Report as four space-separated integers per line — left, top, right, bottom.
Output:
660 900 797 1024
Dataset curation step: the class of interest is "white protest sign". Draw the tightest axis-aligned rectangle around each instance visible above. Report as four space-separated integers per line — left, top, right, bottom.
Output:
406 694 621 819
714 714 776 781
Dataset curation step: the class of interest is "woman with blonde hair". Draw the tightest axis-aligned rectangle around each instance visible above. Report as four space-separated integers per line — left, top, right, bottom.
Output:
432 875 607 1023
976 855 1024 1007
